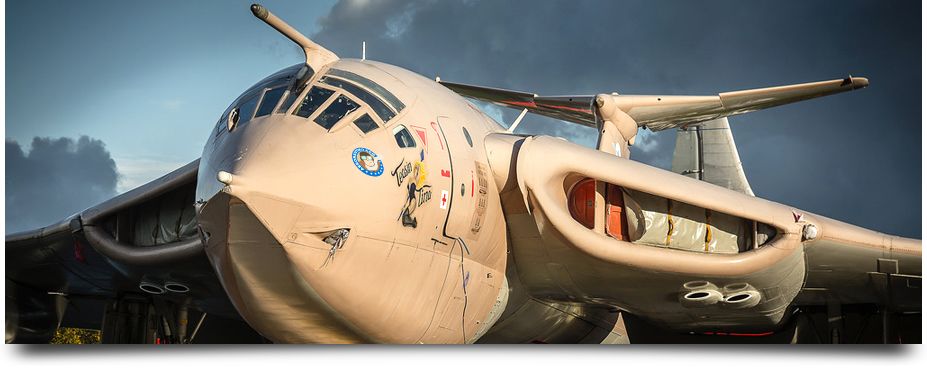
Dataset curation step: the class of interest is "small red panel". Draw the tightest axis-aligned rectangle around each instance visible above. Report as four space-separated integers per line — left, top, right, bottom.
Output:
606 184 628 241
568 178 596 229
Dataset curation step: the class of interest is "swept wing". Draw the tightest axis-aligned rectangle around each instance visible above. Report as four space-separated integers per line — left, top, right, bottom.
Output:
441 76 868 131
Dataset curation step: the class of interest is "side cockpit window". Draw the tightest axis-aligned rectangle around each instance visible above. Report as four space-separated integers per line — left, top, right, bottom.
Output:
238 95 259 123
255 86 287 118
276 88 300 114
228 94 259 131
393 125 416 148
215 64 309 136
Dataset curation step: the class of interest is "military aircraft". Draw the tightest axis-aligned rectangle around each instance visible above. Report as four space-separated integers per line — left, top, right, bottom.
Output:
6 4 921 344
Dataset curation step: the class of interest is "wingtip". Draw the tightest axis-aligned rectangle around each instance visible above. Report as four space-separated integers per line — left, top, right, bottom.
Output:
842 76 869 89
854 77 870 88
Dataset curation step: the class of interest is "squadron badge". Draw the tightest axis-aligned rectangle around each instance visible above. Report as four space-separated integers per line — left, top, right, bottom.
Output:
352 147 384 177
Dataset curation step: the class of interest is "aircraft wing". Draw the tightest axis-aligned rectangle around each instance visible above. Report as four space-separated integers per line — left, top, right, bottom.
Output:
5 159 242 343
486 133 920 340
441 76 868 131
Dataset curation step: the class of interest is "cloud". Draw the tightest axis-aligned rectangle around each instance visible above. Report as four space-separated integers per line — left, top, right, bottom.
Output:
632 128 659 153
6 136 119 233
114 157 187 193
384 4 416 40
470 100 506 127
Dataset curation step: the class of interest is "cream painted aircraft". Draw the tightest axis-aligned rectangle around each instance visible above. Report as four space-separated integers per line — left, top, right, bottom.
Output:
6 4 921 344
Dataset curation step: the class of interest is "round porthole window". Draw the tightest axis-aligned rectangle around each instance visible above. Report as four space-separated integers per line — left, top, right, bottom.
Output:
227 108 240 131
462 127 473 147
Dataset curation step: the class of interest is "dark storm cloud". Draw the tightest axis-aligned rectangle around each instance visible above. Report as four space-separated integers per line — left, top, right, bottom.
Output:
312 0 920 237
6 137 119 233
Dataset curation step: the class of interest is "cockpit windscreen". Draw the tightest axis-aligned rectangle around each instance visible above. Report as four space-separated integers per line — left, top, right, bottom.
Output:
314 95 360 129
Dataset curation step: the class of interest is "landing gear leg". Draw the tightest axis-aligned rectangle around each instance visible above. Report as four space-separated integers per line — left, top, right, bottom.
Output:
100 297 156 344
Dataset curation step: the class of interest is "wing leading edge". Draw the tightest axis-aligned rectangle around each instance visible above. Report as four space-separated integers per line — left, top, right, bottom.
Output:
5 159 246 343
441 76 868 131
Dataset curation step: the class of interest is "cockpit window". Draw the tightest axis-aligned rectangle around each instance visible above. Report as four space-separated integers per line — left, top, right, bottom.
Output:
276 89 299 114
243 64 306 95
392 125 416 148
255 86 287 118
319 77 396 123
353 113 379 133
327 69 405 113
315 95 360 130
215 64 310 136
294 86 335 118
227 108 240 130
230 94 260 131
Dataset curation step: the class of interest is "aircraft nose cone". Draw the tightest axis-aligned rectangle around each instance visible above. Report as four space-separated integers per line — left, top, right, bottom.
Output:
197 113 357 244
193 113 379 342
195 113 281 209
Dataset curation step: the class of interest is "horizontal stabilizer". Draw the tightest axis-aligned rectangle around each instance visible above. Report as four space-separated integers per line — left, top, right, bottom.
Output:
441 76 868 131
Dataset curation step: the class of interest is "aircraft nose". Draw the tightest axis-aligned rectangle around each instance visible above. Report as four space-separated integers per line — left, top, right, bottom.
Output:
195 113 275 209
194 178 369 343
196 112 328 209
193 114 376 342
197 113 337 235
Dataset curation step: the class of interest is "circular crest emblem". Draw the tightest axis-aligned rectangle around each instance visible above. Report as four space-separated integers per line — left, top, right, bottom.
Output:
352 147 384 177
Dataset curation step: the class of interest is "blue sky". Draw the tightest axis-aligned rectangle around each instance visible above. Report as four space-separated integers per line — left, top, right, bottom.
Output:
6 0 337 190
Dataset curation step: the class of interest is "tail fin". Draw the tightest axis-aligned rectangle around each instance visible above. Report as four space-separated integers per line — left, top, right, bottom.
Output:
671 118 754 195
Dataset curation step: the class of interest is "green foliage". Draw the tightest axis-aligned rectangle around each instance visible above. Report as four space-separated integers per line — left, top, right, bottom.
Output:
51 328 101 344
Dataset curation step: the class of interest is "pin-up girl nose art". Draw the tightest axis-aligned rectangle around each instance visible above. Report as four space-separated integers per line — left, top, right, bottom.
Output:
352 147 384 176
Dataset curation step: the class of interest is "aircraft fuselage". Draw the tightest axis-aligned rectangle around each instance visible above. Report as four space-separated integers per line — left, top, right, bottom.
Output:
195 59 510 343
193 57 920 344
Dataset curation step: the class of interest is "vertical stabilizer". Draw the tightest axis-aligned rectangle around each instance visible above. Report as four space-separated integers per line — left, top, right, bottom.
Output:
672 118 754 196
